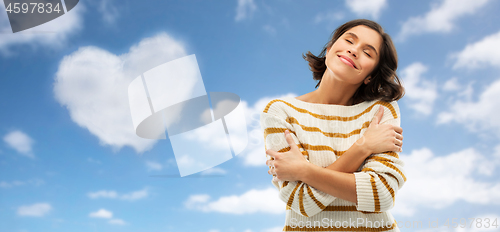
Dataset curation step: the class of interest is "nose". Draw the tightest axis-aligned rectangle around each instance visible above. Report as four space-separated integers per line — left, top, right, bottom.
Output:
347 49 357 58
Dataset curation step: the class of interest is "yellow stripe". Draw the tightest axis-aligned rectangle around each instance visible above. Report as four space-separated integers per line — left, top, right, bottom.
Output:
301 143 347 156
282 181 289 188
362 167 401 187
283 222 397 231
306 185 326 210
298 185 308 217
286 117 371 138
370 174 381 212
375 160 406 182
323 205 381 214
286 181 302 208
382 151 399 159
263 127 292 140
263 99 398 121
366 156 395 164
378 174 395 203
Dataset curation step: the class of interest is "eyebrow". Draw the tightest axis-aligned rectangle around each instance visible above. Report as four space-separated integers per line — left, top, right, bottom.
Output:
345 32 379 56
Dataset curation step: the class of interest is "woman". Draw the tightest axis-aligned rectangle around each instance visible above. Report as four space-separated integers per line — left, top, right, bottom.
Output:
260 19 405 232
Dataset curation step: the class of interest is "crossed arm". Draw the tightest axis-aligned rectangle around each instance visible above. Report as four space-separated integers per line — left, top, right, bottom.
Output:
262 103 406 216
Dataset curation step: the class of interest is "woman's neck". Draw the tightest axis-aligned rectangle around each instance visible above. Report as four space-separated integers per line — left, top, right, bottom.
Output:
309 72 362 106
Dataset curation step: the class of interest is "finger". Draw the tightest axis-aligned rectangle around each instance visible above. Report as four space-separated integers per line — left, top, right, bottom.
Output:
396 133 403 141
370 105 384 127
266 149 276 158
393 144 402 152
394 126 403 134
284 130 299 151
395 138 403 146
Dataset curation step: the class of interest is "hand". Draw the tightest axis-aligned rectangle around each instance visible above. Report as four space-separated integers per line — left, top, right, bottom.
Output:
357 105 403 155
266 130 310 182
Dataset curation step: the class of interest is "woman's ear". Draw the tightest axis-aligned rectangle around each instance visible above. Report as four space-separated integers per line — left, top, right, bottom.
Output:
364 76 371 84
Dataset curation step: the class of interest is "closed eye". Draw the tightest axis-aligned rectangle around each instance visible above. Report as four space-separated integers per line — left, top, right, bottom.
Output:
345 39 353 44
364 51 372 57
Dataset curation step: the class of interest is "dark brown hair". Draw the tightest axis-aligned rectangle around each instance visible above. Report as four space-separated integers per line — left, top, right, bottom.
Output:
303 19 404 103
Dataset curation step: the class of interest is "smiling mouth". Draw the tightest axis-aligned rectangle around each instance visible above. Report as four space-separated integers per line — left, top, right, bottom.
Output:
338 55 357 69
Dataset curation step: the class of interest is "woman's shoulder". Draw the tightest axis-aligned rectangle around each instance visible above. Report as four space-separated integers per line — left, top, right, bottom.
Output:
261 96 296 117
369 99 401 123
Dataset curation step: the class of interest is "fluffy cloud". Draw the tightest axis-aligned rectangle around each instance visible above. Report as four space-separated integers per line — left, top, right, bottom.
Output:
96 0 120 25
53 33 187 153
400 63 438 116
392 147 500 217
235 0 257 22
89 208 127 225
452 30 500 70
87 188 148 201
3 130 35 158
398 0 491 40
0 1 84 54
345 0 387 19
17 203 52 217
185 187 285 214
437 78 500 138
89 208 113 218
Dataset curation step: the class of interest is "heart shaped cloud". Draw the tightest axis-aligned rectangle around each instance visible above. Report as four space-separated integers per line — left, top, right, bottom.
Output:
53 32 187 153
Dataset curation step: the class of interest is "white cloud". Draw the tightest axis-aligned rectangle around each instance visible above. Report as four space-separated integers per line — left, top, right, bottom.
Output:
452 30 500 70
0 178 44 188
89 208 113 218
392 147 500 217
235 0 257 22
437 78 500 138
108 218 127 225
0 1 84 55
443 77 461 92
345 0 387 19
89 208 128 225
185 187 285 214
87 188 148 201
97 0 120 25
3 130 35 158
120 188 148 201
145 160 163 171
398 0 491 40
88 190 118 199
400 63 437 116
17 203 52 217
53 33 187 153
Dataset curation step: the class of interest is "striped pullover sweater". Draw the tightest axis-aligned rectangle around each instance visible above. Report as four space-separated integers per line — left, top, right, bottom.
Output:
260 97 406 232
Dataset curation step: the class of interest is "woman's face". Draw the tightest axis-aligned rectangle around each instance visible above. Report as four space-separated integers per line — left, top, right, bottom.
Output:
325 25 382 85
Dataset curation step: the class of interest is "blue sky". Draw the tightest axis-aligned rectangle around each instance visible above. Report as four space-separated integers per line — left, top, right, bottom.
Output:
1 0 500 231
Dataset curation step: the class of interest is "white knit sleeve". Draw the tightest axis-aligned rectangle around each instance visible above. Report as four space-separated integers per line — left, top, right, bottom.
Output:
354 101 406 212
260 103 336 217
